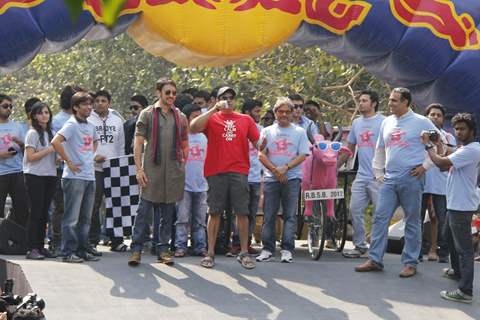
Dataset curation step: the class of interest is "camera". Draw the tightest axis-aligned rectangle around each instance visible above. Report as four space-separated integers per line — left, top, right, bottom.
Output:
427 130 439 142
0 279 45 320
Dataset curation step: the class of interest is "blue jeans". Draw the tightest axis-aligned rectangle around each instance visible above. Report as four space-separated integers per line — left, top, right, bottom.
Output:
261 179 301 253
349 178 379 250
61 179 95 257
368 173 424 268
232 182 261 246
131 198 175 254
174 191 207 253
446 210 474 296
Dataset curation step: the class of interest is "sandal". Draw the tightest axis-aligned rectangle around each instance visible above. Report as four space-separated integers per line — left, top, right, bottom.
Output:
174 250 186 258
200 255 215 268
237 252 256 270
111 243 128 252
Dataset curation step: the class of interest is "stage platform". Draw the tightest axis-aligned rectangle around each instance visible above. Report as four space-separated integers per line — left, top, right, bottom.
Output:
1 242 479 320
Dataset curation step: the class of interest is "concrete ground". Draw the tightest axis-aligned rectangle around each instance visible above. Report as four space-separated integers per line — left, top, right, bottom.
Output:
2 242 479 320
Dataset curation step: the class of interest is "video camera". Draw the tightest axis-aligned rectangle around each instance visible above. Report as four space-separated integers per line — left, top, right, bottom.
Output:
0 279 45 320
427 129 439 142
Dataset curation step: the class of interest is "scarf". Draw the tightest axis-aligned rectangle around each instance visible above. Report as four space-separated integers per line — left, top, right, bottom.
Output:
151 104 184 165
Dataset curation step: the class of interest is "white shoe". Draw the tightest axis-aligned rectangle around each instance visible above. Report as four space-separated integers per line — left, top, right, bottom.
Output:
280 250 293 263
256 250 273 262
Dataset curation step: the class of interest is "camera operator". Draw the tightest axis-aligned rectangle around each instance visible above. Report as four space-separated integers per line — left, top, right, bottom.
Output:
422 112 480 304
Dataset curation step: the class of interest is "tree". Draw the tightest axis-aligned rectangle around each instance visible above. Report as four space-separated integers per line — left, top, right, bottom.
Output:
1 34 388 125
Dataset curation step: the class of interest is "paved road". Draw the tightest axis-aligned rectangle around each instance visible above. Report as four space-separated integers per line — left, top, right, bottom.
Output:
3 243 479 320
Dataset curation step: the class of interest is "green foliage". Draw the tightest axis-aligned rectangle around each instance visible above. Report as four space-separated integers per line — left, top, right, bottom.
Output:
64 0 127 26
0 34 389 123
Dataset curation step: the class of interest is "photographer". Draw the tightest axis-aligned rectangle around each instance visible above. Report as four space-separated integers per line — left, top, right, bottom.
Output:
422 112 480 304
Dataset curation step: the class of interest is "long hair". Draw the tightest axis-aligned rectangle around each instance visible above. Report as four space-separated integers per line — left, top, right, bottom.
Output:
30 102 53 146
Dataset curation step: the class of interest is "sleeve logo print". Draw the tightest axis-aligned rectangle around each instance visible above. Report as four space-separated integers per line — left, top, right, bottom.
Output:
222 120 237 141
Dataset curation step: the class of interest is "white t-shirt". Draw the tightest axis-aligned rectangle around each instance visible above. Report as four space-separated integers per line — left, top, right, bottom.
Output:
23 129 56 177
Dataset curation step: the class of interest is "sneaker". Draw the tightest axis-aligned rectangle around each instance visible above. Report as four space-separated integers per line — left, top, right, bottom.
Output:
62 254 84 263
86 246 103 257
342 248 367 258
280 250 293 263
158 252 174 266
226 245 241 257
440 289 473 303
81 252 101 261
40 248 58 258
26 249 45 260
256 250 273 262
442 268 460 281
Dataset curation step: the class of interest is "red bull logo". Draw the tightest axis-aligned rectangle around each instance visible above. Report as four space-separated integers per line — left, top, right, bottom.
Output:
0 0 43 15
390 0 480 50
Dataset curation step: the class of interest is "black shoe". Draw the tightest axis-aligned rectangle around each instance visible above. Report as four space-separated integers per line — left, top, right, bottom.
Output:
80 252 101 261
86 246 103 257
40 248 58 258
62 254 84 263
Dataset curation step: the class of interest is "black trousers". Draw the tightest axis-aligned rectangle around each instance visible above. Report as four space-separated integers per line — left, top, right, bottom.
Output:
0 172 29 226
24 174 57 250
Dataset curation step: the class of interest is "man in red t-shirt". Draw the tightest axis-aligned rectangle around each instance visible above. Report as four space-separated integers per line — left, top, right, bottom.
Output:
190 87 260 269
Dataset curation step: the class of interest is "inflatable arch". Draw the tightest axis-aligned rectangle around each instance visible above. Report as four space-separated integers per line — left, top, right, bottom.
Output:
0 0 479 114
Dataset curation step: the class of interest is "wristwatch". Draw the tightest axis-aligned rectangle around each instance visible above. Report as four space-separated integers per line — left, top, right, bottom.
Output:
425 142 434 150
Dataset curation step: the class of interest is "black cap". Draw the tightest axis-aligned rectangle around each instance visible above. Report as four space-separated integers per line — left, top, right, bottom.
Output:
216 86 236 98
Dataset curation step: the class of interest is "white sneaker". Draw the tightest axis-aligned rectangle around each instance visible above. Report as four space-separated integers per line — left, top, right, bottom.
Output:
256 250 273 262
280 250 293 263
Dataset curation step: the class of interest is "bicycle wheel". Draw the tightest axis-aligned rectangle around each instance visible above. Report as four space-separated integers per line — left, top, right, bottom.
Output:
307 200 326 260
332 198 348 252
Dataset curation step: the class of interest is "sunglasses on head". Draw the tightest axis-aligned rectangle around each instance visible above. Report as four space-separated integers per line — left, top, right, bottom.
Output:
220 95 234 101
164 90 177 96
130 105 141 111
318 142 342 152
293 104 303 109
0 103 13 109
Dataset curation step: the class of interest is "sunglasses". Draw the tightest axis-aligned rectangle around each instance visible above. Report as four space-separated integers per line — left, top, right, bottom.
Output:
164 90 177 96
293 104 303 109
220 95 235 101
318 142 342 152
130 105 141 111
0 104 13 109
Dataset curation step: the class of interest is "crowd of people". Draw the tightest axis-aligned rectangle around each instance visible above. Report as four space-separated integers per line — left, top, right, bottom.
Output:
0 79 479 304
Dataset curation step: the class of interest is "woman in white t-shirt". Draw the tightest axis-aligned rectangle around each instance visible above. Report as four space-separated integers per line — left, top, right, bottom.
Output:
23 102 58 260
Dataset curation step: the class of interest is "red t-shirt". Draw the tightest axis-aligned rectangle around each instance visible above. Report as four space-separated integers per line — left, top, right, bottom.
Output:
203 111 260 177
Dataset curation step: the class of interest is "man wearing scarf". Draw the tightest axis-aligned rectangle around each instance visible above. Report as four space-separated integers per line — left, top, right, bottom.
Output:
128 78 188 266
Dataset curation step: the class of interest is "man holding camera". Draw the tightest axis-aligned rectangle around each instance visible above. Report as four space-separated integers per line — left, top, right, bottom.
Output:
355 88 438 277
0 94 28 227
422 113 479 303
190 86 261 269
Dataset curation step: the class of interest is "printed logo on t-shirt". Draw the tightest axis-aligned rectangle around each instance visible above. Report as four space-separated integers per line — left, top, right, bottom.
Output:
358 129 375 148
222 120 237 141
386 128 408 148
188 143 206 161
0 133 13 150
271 138 295 157
80 135 94 153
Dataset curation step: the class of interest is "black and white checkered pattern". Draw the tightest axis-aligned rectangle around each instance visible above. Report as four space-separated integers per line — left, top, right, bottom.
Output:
103 155 139 238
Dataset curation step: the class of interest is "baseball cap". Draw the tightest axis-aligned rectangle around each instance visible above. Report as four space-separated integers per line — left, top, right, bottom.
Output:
216 86 236 98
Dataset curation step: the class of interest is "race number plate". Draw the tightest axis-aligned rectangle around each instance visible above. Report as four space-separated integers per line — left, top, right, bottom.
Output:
304 188 344 201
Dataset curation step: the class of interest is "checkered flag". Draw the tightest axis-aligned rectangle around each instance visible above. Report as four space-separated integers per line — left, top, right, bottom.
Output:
103 155 139 238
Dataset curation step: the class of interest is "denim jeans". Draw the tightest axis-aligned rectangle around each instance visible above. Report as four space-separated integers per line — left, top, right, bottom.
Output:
446 210 474 296
232 182 261 246
174 191 207 253
261 179 301 253
420 193 448 258
349 178 379 250
61 178 95 257
368 173 424 268
131 198 175 254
